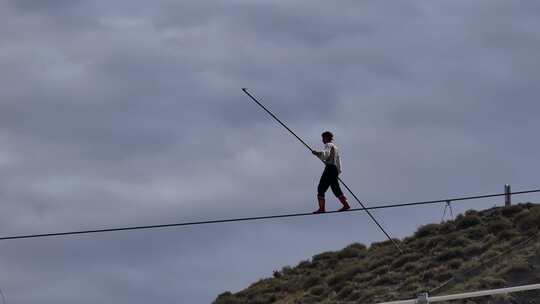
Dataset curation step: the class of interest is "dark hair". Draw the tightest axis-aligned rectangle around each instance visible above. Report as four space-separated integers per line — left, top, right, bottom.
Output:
321 131 333 139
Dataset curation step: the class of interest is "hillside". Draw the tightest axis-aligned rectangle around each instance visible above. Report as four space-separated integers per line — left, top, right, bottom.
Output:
214 203 540 304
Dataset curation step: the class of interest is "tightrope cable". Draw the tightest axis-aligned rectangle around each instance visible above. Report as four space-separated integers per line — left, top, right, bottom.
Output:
0 189 538 242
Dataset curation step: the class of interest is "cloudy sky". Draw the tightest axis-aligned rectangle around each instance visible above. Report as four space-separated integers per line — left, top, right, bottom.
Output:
1 0 540 303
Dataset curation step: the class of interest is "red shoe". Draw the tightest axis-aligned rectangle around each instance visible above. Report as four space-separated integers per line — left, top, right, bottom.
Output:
313 196 326 214
338 195 351 211
338 206 351 212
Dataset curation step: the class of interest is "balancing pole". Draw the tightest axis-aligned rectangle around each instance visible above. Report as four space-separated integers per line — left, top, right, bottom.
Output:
241 88 403 253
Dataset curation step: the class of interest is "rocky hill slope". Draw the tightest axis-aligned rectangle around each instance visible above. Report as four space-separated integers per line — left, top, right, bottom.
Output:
214 203 540 304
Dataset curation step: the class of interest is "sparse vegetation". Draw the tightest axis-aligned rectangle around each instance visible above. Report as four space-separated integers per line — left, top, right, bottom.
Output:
214 203 540 304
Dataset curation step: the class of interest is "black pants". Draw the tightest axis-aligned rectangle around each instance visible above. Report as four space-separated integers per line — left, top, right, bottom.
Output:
317 164 343 198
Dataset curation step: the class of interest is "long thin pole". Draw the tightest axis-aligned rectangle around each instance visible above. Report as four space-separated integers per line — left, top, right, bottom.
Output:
241 88 403 253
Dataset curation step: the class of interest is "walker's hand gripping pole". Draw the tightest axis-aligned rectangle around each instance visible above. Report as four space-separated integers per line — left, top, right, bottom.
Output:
241 88 403 253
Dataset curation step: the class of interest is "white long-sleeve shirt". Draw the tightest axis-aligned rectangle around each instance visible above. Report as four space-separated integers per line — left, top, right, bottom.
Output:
317 142 342 174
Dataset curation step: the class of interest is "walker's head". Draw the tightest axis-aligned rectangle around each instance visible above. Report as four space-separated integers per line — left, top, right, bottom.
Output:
321 131 333 143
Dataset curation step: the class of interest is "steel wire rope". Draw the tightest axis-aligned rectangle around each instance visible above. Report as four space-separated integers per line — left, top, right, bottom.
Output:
0 189 538 242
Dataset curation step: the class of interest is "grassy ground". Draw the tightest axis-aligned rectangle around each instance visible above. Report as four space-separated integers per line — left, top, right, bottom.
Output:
214 203 540 304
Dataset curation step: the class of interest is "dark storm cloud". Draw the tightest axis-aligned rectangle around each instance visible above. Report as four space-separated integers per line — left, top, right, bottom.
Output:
1 0 540 303
8 0 83 11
